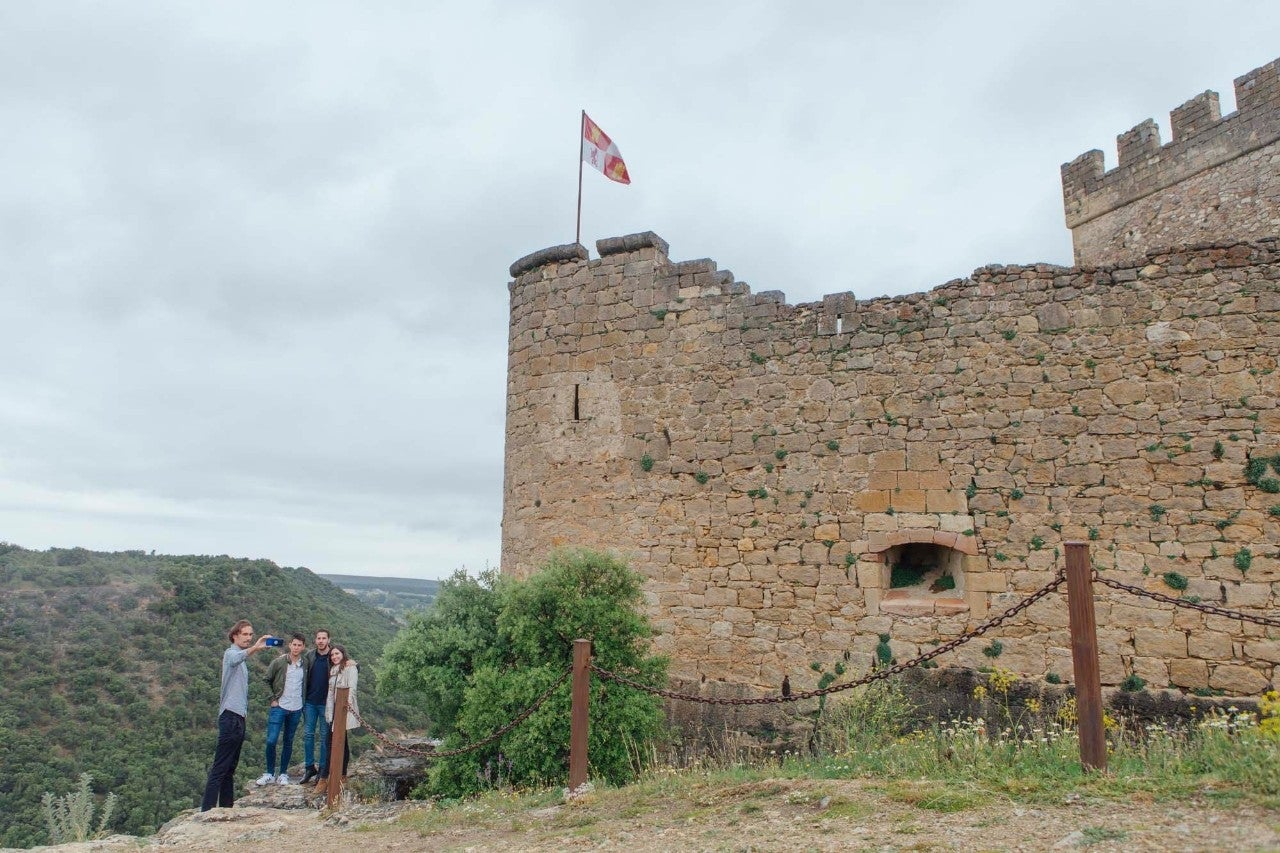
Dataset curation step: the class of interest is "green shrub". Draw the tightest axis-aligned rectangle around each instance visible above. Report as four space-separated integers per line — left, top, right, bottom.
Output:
1161 572 1189 591
1120 674 1146 692
640 453 654 472
401 549 667 798
1235 548 1253 573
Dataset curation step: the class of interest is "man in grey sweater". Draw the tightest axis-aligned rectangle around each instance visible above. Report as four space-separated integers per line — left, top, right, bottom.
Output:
200 619 272 810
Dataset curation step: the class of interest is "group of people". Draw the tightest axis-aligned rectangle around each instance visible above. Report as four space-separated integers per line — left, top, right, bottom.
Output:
200 620 360 811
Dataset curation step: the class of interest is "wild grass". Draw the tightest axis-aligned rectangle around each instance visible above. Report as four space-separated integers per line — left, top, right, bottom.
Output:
395 678 1280 842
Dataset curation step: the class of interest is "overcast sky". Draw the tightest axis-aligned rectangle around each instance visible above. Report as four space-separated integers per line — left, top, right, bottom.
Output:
2 3 1277 579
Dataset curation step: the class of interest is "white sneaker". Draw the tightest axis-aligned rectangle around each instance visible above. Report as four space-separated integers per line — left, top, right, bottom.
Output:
254 772 274 786
276 773 291 785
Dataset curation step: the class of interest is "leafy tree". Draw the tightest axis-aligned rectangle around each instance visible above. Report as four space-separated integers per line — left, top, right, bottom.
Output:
401 549 668 797
379 568 507 735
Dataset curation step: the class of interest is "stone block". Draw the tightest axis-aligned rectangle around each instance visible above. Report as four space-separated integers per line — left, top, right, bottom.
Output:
858 491 892 512
1134 628 1188 658
1209 664 1269 695
926 489 967 513
870 450 906 471
895 489 927 512
1188 631 1233 659
1168 658 1209 689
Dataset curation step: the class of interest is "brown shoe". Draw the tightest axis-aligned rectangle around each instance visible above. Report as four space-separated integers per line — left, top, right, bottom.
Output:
314 777 328 791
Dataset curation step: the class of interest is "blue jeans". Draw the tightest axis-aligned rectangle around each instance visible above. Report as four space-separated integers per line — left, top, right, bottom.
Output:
303 702 329 770
264 705 302 775
201 710 245 810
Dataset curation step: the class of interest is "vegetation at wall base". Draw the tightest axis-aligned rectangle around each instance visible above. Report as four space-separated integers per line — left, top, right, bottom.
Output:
395 679 1280 845
380 549 667 798
0 543 428 848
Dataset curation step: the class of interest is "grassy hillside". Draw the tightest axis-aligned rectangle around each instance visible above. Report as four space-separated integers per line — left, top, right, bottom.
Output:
319 574 440 621
0 544 428 848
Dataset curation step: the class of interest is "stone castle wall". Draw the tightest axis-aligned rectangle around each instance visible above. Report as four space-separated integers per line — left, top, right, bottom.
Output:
1063 57 1280 267
503 234 1280 698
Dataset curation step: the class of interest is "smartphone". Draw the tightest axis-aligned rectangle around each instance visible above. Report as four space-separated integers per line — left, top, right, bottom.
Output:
264 637 283 647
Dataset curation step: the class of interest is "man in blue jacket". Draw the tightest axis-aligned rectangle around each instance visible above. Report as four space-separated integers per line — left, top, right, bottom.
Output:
201 620 272 810
299 628 332 784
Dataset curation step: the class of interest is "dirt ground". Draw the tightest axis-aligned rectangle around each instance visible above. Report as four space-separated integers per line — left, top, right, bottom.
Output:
128 776 1280 852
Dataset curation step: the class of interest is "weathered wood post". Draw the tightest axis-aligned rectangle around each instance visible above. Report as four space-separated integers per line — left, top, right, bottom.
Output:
569 638 592 791
326 687 349 808
1064 542 1107 771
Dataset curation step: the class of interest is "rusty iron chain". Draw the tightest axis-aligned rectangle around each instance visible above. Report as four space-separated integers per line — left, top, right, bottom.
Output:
592 570 1067 705
348 666 572 759
1092 571 1280 628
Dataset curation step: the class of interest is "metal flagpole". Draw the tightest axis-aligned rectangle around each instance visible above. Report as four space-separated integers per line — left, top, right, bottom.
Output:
575 110 585 247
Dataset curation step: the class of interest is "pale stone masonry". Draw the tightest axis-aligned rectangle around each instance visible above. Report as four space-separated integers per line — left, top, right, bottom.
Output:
1063 57 1280 267
502 57 1280 698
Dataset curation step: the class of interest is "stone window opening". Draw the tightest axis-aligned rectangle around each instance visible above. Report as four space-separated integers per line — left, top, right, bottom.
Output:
877 540 969 617
573 383 581 420
835 314 844 334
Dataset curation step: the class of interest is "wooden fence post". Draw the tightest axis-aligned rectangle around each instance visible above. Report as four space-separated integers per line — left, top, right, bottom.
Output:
1064 542 1107 772
569 639 592 791
327 687 349 808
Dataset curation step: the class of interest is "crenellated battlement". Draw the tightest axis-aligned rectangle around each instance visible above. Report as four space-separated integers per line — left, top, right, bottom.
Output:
1061 57 1280 267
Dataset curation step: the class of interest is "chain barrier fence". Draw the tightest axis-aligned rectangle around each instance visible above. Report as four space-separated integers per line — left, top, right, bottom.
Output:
336 545 1280 784
1092 570 1280 629
348 666 571 759
592 569 1067 706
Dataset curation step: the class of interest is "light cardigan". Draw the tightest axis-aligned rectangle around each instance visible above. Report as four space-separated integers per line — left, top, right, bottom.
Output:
324 662 361 730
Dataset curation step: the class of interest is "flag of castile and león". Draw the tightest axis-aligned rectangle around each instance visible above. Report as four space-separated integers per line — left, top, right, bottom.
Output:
581 113 631 184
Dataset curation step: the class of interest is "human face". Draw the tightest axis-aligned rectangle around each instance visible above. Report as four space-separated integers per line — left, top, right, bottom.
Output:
289 639 305 659
315 632 330 653
234 625 254 649
329 648 344 667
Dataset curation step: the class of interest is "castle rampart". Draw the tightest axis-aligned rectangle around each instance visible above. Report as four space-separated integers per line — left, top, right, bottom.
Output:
502 56 1280 700
503 230 1280 698
1062 57 1280 267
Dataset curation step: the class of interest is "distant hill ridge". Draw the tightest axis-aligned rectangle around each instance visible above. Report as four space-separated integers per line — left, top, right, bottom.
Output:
318 574 440 620
0 543 429 849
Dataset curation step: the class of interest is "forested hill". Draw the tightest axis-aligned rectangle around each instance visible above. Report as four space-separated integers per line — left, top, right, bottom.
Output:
0 544 428 849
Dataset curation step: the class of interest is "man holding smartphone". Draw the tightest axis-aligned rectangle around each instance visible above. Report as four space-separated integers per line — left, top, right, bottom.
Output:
201 620 272 811
258 632 307 785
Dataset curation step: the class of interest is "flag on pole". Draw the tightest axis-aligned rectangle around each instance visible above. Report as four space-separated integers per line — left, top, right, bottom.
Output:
582 113 631 184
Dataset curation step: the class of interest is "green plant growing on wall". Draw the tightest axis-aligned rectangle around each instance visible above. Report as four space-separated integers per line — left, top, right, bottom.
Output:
888 561 924 588
1088 527 1099 540
826 439 840 451
1149 504 1167 521
1245 454 1280 493
1212 440 1225 460
649 308 668 320
1030 535 1044 550
844 553 855 567
981 640 1003 659
929 573 956 592
1161 571 1189 591
965 480 977 500
749 351 766 365
694 471 709 485
1045 672 1062 684
1235 547 1253 573
1010 488 1024 500
1001 329 1017 340
640 453 654 472
775 449 788 461
1120 674 1146 692
875 634 893 668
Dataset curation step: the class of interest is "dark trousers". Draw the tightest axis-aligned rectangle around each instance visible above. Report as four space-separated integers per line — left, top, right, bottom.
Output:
321 725 350 777
201 710 246 810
